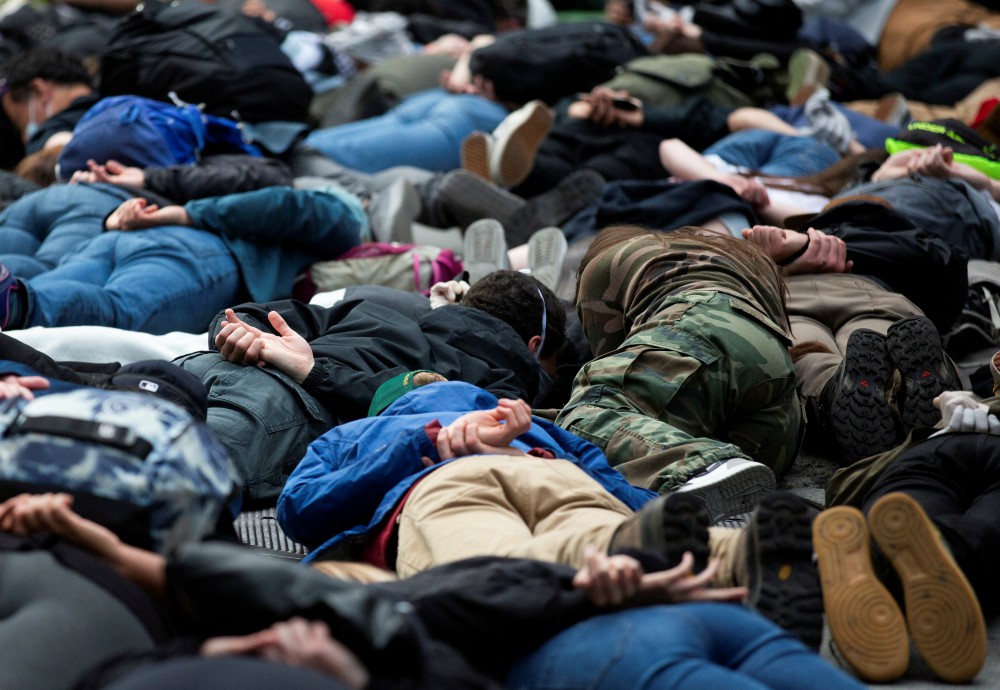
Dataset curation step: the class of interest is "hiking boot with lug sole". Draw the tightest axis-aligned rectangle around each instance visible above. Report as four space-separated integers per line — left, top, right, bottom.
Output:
886 315 961 432
609 492 711 572
745 491 824 651
828 328 899 464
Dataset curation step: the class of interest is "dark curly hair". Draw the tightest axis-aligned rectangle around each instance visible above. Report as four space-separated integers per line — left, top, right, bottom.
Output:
462 270 566 359
0 48 93 103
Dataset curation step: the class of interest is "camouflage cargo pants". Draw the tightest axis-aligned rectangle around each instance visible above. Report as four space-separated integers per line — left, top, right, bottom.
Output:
557 292 803 493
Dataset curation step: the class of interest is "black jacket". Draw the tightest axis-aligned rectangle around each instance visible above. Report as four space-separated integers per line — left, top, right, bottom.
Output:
143 154 292 204
211 287 544 422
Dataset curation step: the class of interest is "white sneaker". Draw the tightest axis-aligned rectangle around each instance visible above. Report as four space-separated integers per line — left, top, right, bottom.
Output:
676 457 775 523
463 218 509 286
489 100 552 188
526 226 567 291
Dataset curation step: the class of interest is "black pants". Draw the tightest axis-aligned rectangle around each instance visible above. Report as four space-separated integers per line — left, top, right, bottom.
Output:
862 432 1000 615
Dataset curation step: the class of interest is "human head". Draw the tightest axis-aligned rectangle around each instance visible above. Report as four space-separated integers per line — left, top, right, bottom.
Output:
462 269 566 372
0 48 93 143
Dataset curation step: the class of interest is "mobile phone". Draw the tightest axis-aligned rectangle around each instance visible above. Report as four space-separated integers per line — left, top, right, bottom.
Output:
611 97 640 112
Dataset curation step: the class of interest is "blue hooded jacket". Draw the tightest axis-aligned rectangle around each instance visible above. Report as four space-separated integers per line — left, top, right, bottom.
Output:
277 381 656 563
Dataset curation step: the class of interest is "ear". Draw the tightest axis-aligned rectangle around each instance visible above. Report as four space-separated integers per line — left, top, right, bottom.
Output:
527 335 543 357
28 78 52 101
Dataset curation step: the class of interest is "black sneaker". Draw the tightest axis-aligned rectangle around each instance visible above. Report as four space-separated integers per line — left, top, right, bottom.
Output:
886 315 962 432
828 328 900 464
745 491 824 651
609 492 711 572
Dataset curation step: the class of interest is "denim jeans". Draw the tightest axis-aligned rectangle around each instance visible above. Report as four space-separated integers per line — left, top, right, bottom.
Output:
705 130 840 178
508 604 865 690
305 88 508 173
0 184 134 278
24 225 243 334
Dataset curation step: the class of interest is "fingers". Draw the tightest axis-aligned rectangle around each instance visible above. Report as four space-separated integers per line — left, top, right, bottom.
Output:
268 311 295 337
16 376 51 391
215 322 263 365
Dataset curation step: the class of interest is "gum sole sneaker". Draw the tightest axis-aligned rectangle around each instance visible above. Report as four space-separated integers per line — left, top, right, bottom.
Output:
490 100 552 189
886 316 962 432
460 131 493 182
609 492 711 572
746 491 824 650
829 328 899 464
676 457 775 523
813 506 909 683
868 492 987 683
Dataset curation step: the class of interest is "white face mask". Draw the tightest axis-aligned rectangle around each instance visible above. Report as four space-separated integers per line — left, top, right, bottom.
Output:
24 91 49 142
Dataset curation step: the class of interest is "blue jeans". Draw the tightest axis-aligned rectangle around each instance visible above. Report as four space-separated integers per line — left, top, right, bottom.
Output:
305 88 508 173
0 184 134 278
24 226 242 334
705 130 839 178
508 604 865 690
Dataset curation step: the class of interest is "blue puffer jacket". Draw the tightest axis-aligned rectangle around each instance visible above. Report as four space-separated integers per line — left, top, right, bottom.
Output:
278 381 656 563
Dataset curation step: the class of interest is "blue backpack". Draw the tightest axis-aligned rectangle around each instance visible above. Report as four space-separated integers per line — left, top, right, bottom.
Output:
58 95 262 179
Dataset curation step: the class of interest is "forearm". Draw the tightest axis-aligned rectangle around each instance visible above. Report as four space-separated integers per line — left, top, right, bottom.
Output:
145 157 292 203
727 108 800 136
659 138 726 181
107 542 169 602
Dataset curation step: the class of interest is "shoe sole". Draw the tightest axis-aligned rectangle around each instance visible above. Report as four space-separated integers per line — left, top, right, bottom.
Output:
812 506 909 683
868 493 986 683
493 103 552 189
786 50 830 107
655 493 711 572
463 219 508 286
830 329 898 464
678 462 775 523
748 491 824 651
461 132 491 181
887 316 957 432
527 227 567 292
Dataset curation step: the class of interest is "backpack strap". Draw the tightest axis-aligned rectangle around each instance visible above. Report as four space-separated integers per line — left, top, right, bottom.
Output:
5 415 153 459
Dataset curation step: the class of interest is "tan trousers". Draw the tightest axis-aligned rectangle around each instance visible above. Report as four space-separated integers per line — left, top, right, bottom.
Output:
847 78 1000 124
395 455 634 576
878 0 1000 71
787 274 923 414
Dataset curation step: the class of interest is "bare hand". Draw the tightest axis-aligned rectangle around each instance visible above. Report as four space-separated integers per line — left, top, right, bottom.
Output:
630 552 748 605
0 493 123 561
70 159 146 188
573 546 644 606
741 225 804 262
105 198 190 231
721 175 769 208
429 399 533 462
782 228 853 275
0 375 50 400
574 87 643 128
202 618 370 690
215 310 315 382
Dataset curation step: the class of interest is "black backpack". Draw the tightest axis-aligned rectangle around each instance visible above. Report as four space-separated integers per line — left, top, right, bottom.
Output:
100 0 312 124
468 22 647 106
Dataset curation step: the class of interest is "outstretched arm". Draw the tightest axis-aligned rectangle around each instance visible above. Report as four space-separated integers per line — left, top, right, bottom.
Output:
0 493 167 600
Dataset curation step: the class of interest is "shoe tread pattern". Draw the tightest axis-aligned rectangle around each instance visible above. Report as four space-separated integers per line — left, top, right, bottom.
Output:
813 506 909 683
830 329 899 464
868 493 986 683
